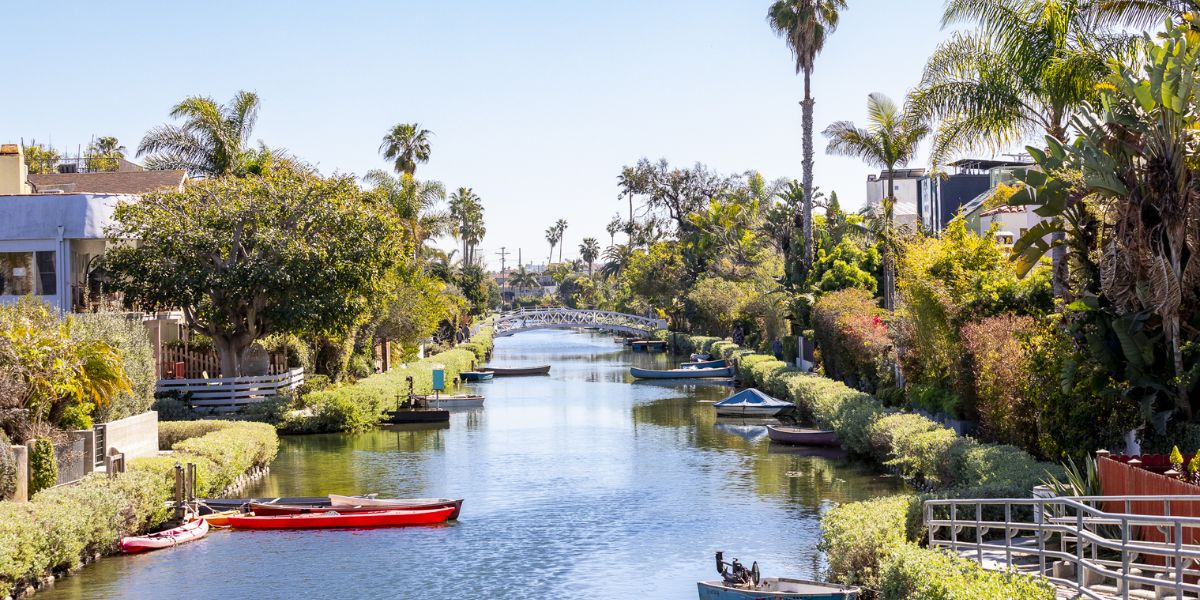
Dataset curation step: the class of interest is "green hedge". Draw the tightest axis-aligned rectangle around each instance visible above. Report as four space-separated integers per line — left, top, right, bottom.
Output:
0 420 277 597
878 544 1055 599
819 495 922 591
29 438 57 496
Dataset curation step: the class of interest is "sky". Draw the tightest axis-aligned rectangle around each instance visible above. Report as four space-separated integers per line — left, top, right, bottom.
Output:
1 0 975 270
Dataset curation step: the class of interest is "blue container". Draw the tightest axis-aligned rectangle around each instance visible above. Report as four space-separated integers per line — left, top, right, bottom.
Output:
431 365 446 391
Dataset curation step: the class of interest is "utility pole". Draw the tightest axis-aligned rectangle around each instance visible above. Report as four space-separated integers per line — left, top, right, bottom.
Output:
495 246 508 275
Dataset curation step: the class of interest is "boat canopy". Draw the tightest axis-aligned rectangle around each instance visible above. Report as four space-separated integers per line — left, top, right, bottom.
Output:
713 388 793 409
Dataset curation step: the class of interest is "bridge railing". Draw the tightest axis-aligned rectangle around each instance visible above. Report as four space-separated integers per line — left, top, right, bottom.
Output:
925 494 1200 599
491 308 666 336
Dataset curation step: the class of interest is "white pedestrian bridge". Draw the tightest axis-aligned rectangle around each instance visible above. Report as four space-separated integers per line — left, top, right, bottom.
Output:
490 308 667 337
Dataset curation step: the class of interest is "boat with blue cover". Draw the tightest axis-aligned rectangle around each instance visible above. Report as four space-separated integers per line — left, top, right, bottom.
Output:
712 388 794 417
629 365 734 379
680 358 728 369
699 552 859 599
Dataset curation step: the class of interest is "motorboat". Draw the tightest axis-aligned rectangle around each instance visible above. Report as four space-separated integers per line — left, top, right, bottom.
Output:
630 366 734 380
120 518 209 553
713 388 794 417
699 552 859 599
766 425 840 447
460 371 494 382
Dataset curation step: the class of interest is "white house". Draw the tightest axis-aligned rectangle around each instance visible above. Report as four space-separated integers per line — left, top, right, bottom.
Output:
865 168 924 228
979 204 1047 247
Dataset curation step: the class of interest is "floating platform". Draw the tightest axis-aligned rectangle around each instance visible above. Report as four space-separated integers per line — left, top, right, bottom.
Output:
630 340 668 352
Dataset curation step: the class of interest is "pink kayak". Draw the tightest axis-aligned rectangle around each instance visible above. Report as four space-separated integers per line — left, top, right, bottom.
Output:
120 518 209 553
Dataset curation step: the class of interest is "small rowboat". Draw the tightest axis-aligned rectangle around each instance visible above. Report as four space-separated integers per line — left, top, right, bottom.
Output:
334 494 463 519
120 518 209 553
481 365 551 376
766 425 840 447
227 507 454 530
681 358 728 369
630 366 734 380
201 509 239 527
713 388 794 417
460 371 494 382
251 498 464 520
420 394 485 408
697 579 860 599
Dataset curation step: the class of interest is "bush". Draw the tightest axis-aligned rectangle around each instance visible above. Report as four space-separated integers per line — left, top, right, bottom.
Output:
878 544 1055 600
347 353 372 380
29 438 57 495
0 431 15 500
868 413 943 464
70 312 157 423
960 314 1040 449
296 374 332 396
820 495 921 591
152 394 199 421
812 288 895 393
158 421 232 448
283 388 383 434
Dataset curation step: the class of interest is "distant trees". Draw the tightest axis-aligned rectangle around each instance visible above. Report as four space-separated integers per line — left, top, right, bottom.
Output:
138 91 264 176
85 136 125 172
579 238 600 277
379 123 432 176
21 141 59 175
449 187 486 266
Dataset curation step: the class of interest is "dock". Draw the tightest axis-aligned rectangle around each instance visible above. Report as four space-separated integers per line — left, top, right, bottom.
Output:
630 340 668 352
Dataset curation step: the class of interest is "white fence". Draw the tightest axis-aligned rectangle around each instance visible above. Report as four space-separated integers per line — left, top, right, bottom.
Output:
156 368 304 411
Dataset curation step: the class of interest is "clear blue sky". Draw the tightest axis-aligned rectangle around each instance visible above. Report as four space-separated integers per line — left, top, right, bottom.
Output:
1 0 975 269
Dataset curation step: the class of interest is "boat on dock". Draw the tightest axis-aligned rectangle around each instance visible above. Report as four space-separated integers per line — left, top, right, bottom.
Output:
120 518 210 553
481 365 551 376
630 365 734 380
699 552 859 599
680 358 727 369
713 388 794 417
460 370 494 382
766 425 840 447
420 394 485 408
227 507 455 530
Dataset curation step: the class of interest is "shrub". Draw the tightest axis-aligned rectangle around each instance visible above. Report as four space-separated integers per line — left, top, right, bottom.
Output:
284 388 383 434
820 495 920 591
878 544 1055 600
961 314 1040 449
152 394 198 421
237 396 292 424
347 353 373 380
812 288 894 393
158 420 232 448
29 438 57 495
868 413 943 464
888 428 968 488
70 312 157 423
297 374 332 396
0 431 15 500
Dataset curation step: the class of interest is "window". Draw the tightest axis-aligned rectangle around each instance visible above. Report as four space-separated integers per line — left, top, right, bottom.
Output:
0 251 56 296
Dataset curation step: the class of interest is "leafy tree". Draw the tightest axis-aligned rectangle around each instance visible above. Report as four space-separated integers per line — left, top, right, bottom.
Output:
767 0 847 282
84 136 125 172
449 187 486 266
810 237 880 294
824 93 930 310
21 141 59 175
620 242 687 323
579 237 600 276
364 170 447 262
456 264 496 314
379 123 432 175
104 168 402 377
137 91 264 176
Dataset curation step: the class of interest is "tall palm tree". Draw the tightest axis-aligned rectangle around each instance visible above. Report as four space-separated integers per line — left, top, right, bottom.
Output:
138 91 261 177
554 219 568 262
824 92 931 311
910 0 1109 297
606 215 622 248
617 166 639 240
379 123 432 176
449 187 486 266
767 0 847 283
599 244 633 280
85 136 125 172
579 237 600 277
364 170 447 262
1093 0 1200 30
545 226 560 264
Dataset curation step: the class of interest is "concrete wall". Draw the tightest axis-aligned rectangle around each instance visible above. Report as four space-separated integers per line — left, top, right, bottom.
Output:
98 410 159 461
0 145 31 195
10 445 27 502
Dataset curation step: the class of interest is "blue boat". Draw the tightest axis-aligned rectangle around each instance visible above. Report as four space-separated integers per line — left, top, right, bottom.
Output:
680 358 727 369
700 552 859 599
460 371 494 382
629 366 734 380
713 388 794 417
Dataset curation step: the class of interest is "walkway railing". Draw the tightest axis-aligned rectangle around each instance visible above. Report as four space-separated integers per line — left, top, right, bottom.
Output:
925 495 1200 599
492 308 666 337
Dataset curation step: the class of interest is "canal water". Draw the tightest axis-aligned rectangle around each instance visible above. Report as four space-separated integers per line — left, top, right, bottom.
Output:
42 329 906 600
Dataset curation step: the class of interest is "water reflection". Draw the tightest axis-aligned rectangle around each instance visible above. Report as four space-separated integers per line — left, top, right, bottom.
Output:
40 329 906 600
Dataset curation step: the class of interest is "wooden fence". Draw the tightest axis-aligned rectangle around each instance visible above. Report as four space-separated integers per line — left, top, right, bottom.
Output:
161 346 289 379
155 368 305 412
1099 455 1200 569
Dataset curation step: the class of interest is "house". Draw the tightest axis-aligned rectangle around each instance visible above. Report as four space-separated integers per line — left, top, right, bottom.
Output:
979 204 1046 247
865 168 924 228
28 159 185 195
916 159 1010 234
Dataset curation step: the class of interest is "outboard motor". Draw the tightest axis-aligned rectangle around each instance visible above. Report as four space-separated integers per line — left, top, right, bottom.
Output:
715 551 761 587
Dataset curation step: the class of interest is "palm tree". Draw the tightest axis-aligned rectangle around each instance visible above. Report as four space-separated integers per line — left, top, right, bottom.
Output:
138 91 261 177
364 170 447 262
449 187 486 266
510 266 539 296
545 226 560 265
767 0 847 282
824 92 930 311
606 215 622 248
1093 0 1200 30
379 123 432 176
910 0 1109 297
554 219 568 262
85 136 126 172
617 166 639 239
579 237 600 277
599 244 633 280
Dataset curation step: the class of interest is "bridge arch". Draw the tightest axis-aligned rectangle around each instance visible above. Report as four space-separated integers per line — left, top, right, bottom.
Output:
490 308 667 337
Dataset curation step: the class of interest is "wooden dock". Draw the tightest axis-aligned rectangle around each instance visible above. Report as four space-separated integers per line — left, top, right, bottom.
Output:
630 340 668 352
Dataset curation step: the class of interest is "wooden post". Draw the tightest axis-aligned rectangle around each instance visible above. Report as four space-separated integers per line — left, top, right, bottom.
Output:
173 462 185 522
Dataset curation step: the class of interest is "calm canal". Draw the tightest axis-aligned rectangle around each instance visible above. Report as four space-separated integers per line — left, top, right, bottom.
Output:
42 329 906 599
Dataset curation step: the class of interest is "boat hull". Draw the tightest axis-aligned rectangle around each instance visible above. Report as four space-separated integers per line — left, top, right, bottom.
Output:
766 425 840 447
698 579 859 600
680 359 728 369
383 409 450 424
460 371 494 382
228 507 455 530
714 406 790 417
330 494 464 520
482 365 550 376
630 366 734 380
421 394 485 408
252 498 464 520
120 518 209 553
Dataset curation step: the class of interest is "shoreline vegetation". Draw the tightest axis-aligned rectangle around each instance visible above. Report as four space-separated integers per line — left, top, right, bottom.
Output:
659 330 1060 598
0 421 277 599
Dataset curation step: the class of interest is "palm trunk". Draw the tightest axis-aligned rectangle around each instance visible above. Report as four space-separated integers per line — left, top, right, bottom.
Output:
884 169 896 312
801 69 815 281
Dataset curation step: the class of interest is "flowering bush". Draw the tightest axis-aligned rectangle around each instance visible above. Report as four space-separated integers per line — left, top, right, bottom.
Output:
960 314 1040 449
812 288 895 395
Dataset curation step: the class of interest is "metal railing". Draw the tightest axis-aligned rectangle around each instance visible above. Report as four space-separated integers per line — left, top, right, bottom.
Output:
925 495 1200 599
492 307 667 337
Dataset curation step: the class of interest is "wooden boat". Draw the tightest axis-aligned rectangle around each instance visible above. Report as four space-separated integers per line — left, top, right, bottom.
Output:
227 507 455 530
200 509 239 527
383 408 450 424
120 518 209 553
460 370 494 382
766 425 840 447
681 358 728 369
630 340 668 352
330 494 463 519
713 388 794 417
251 498 464 520
630 366 734 380
481 365 551 376
419 394 485 408
697 579 860 599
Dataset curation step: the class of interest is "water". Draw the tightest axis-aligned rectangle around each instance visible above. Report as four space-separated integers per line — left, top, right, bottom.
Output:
42 330 906 600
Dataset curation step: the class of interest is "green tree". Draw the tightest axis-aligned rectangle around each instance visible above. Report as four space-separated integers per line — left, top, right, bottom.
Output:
606 214 622 247
448 187 486 266
509 266 539 295
21 141 59 175
824 93 930 310
621 242 687 323
379 123 432 176
545 224 560 264
600 244 633 280
364 170 447 263
84 136 125 172
579 237 600 277
554 218 568 262
137 91 264 176
104 168 402 377
767 0 847 282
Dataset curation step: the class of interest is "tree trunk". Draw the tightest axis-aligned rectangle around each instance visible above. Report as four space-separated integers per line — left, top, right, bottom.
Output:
884 170 896 312
213 335 247 378
801 69 816 282
1051 233 1068 299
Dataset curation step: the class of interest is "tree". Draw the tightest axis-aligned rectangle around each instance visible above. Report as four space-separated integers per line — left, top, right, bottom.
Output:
21 141 59 175
509 265 540 295
767 0 847 283
85 136 125 172
824 93 930 310
1094 0 1200 30
600 244 633 280
104 167 402 377
449 187 486 266
364 170 447 263
554 218 568 262
544 225 560 264
137 91 263 177
579 237 600 277
379 123 432 176
606 214 622 247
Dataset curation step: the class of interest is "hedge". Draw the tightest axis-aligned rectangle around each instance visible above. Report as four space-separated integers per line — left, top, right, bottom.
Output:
878 544 1055 599
0 420 278 597
29 438 57 496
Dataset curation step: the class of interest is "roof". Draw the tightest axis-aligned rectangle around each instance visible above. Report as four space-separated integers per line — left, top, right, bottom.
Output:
0 193 133 240
947 158 1034 170
28 170 186 195
981 204 1028 217
867 168 926 181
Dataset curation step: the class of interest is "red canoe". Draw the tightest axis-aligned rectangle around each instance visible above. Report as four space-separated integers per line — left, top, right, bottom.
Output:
120 518 210 553
227 507 455 530
249 499 463 520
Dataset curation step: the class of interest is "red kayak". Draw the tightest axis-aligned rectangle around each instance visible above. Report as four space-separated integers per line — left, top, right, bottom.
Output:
120 518 210 553
227 507 455 530
249 499 463 520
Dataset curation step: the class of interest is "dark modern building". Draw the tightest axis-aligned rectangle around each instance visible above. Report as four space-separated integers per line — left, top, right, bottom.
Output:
916 159 1030 234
